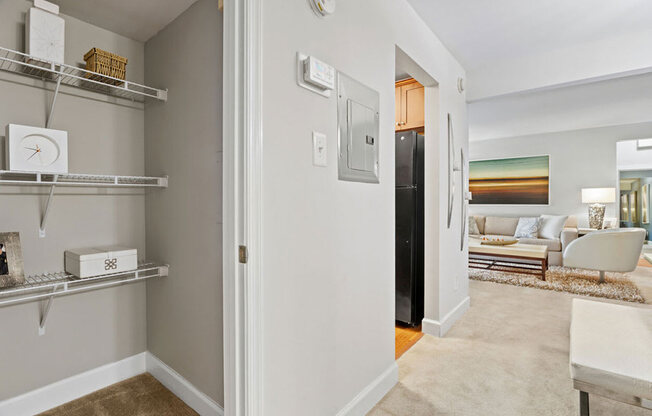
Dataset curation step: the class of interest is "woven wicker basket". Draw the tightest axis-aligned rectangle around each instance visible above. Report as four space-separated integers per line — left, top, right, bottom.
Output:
83 48 128 85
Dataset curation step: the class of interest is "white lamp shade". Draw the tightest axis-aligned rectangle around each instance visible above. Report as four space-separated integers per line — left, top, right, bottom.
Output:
581 187 616 204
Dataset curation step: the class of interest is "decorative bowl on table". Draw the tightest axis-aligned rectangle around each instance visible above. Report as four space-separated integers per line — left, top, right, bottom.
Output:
480 236 518 246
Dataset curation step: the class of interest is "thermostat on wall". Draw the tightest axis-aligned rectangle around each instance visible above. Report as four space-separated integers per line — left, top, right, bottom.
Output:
296 53 335 97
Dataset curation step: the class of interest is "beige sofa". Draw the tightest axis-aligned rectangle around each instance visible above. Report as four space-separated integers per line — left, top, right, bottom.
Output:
471 215 579 266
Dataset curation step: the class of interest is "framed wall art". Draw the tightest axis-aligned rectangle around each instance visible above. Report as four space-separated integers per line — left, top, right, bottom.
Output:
469 155 550 205
0 232 25 288
447 113 455 228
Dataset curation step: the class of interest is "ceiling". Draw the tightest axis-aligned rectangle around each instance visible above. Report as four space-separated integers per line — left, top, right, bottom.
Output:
406 0 652 72
55 0 200 42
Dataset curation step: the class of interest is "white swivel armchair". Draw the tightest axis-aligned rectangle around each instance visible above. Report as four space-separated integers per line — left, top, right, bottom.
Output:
563 228 646 283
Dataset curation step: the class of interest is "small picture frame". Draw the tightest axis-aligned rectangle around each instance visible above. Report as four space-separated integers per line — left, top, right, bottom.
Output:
0 232 25 288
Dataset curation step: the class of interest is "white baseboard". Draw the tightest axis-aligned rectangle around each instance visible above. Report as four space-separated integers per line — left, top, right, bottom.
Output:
0 352 147 416
336 362 398 416
146 352 223 416
0 352 223 416
422 296 470 337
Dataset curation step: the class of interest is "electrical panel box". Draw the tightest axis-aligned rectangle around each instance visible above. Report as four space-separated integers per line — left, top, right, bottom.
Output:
337 72 380 183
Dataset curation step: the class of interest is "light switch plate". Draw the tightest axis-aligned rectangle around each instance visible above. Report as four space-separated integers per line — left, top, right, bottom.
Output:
312 131 327 167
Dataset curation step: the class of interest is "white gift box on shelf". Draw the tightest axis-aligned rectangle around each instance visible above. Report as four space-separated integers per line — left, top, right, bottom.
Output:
65 246 138 278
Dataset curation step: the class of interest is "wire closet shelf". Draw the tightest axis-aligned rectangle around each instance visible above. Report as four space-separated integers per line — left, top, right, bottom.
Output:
0 46 168 102
0 263 169 308
0 171 168 188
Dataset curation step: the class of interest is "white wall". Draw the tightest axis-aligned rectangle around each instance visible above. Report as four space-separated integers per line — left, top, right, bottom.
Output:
144 0 224 405
467 27 652 101
469 72 652 142
469 123 652 227
0 0 148 400
261 0 468 414
617 139 652 171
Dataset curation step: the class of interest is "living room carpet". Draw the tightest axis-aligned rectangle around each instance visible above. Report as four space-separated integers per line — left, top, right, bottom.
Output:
640 254 652 267
369 280 650 416
469 266 645 303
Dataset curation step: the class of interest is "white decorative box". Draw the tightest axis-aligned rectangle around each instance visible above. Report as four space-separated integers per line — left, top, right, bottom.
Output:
65 246 137 278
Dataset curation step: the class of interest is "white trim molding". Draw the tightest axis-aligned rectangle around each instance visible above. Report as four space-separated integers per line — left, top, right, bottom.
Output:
422 296 470 337
0 352 224 416
146 353 224 416
223 0 264 414
0 352 146 416
336 363 398 416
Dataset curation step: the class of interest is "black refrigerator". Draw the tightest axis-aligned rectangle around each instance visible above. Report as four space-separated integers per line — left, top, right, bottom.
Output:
395 131 424 326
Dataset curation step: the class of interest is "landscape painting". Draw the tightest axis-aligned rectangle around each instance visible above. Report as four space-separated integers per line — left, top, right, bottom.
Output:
469 155 550 205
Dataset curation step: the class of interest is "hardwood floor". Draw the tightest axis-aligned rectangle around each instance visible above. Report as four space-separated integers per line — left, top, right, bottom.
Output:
395 324 424 359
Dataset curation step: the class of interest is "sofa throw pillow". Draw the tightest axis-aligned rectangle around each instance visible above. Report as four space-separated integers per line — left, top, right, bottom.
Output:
468 216 480 235
539 215 568 239
514 217 540 239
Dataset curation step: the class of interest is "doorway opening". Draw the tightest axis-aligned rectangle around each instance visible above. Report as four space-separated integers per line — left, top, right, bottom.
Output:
394 47 439 359
616 139 652 267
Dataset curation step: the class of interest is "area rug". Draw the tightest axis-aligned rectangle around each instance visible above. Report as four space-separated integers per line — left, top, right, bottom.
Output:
469 265 645 303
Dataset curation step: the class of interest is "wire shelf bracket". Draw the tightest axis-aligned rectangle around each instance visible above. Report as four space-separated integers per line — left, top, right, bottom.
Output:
0 171 168 237
0 263 169 333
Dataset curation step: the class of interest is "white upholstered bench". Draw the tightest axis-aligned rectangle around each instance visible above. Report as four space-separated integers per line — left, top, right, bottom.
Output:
570 298 652 415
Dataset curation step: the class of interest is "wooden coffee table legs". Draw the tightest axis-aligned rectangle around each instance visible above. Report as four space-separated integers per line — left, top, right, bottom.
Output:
469 253 549 281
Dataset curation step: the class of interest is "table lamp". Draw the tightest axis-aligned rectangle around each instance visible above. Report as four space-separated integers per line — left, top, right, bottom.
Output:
581 188 616 229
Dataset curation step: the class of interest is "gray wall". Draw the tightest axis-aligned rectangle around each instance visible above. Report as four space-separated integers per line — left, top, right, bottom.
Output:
469 122 652 227
0 0 148 400
144 0 223 405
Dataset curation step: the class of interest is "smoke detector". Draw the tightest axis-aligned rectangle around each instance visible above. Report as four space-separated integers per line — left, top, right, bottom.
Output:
309 0 335 17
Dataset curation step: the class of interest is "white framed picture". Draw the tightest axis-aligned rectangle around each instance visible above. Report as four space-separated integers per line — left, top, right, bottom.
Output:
25 6 65 64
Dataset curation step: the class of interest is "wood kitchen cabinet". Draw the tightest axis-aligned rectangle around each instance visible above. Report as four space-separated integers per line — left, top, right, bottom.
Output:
395 78 424 131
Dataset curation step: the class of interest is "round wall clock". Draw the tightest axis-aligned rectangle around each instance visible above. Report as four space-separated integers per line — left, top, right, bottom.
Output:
20 134 60 167
309 0 336 17
6 124 68 174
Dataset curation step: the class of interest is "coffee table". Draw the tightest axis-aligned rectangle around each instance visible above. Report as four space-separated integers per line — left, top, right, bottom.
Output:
468 238 549 280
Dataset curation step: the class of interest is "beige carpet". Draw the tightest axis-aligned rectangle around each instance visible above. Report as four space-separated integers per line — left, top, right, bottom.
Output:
37 373 197 416
369 280 651 416
469 265 645 303
644 253 652 267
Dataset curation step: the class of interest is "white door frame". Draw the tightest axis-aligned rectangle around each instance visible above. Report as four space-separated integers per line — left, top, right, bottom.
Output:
223 0 263 414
